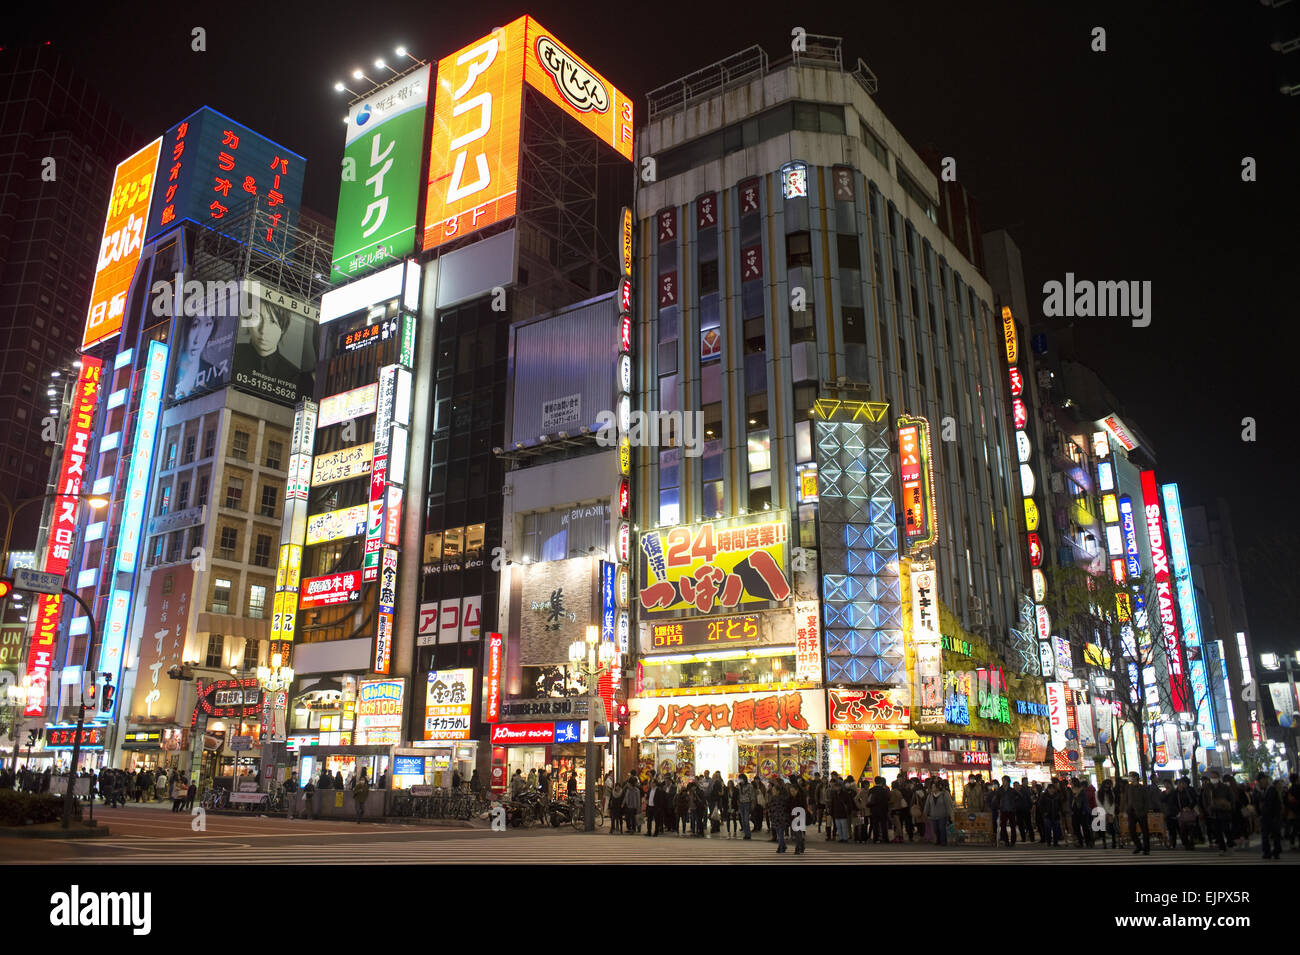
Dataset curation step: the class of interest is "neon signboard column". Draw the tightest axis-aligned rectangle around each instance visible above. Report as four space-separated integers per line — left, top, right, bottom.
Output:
116 341 169 574
25 358 104 715
1140 469 1190 715
1161 482 1216 748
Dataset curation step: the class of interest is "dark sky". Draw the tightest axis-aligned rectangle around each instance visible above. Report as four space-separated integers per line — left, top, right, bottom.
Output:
8 0 1297 648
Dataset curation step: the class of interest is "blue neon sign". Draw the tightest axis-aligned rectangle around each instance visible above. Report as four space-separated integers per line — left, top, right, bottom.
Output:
1161 483 1217 748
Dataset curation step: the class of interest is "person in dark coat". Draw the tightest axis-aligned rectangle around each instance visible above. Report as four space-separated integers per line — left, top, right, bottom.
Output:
1126 771 1153 854
1258 773 1284 860
767 778 792 853
831 778 854 842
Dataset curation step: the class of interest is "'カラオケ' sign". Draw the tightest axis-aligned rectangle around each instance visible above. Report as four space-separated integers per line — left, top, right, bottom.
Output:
638 514 791 617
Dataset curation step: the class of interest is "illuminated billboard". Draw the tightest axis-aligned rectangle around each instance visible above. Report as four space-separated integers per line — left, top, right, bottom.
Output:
333 65 431 282
146 107 306 251
116 341 168 574
422 16 634 252
522 18 634 161
897 415 937 550
25 358 103 714
1161 482 1217 747
82 139 162 351
638 513 791 617
422 18 527 251
232 284 318 407
1140 470 1190 714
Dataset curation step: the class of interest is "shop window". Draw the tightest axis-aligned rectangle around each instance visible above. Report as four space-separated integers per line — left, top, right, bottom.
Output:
639 649 797 692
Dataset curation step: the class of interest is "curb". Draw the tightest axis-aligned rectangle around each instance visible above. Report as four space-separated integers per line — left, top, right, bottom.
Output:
0 824 112 839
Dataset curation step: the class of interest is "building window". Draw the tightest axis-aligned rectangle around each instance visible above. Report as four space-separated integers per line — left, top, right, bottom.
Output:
205 633 224 668
259 485 278 518
248 585 267 619
203 430 216 458
165 442 177 470
158 486 171 516
177 480 190 510
167 533 182 564
183 435 196 464
253 534 272 567
224 477 244 510
196 473 210 503
232 430 249 461
219 527 239 561
265 440 283 471
212 579 232 615
150 537 164 567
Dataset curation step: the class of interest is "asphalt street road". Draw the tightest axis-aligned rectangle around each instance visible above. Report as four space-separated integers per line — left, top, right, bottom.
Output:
4 804 1295 864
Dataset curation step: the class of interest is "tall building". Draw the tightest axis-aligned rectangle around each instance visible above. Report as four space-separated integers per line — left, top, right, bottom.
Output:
625 35 1025 782
0 47 136 547
24 103 327 779
277 18 635 798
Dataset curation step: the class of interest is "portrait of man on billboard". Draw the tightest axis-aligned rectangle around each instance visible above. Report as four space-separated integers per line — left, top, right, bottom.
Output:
233 294 317 405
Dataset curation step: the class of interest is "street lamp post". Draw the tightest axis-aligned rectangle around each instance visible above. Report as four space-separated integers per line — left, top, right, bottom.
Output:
57 586 99 829
1261 651 1300 775
569 624 615 833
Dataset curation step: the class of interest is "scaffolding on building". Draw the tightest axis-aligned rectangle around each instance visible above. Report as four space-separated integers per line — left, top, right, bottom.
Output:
189 196 334 303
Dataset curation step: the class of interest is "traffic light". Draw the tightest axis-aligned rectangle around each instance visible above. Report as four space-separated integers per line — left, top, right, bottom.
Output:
101 672 115 711
82 682 96 707
0 577 11 600
26 729 38 747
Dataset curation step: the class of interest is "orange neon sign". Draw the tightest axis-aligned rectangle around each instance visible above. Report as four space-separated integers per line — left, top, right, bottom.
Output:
83 139 163 351
422 19 527 252
422 16 634 252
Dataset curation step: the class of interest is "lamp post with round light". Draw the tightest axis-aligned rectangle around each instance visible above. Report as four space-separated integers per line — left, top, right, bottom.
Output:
568 625 616 832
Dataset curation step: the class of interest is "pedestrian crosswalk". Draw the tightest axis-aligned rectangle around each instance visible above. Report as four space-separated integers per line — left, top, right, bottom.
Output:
28 828 1295 865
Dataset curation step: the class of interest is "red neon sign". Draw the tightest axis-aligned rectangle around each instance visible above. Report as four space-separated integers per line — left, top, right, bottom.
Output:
1027 533 1043 568
486 633 504 723
26 358 103 714
1141 469 1190 713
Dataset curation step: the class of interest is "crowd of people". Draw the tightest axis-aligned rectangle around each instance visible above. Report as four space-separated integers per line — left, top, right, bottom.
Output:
590 766 1300 859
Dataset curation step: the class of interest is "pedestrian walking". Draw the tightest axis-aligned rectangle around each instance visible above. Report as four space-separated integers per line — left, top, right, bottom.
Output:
925 779 954 846
1258 773 1283 860
622 773 641 833
737 773 754 839
767 776 791 853
1126 771 1153 854
787 780 807 855
171 775 188 812
354 772 369 823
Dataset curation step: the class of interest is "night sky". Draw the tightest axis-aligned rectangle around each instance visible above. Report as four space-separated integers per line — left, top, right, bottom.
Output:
7 1 1297 649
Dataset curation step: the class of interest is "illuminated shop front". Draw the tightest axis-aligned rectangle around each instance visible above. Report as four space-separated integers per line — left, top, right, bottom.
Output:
629 688 826 780
825 687 918 783
489 719 607 792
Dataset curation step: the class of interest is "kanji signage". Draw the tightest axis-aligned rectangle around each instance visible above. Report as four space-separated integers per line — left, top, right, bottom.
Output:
486 633 505 723
638 513 791 617
490 722 560 745
305 504 369 545
318 383 378 428
897 415 937 550
147 107 305 249
83 140 162 351
310 443 374 487
332 65 430 282
632 689 825 738
357 678 404 745
648 614 760 651
43 724 106 750
910 561 940 644
298 570 362 610
194 678 263 720
25 357 103 714
828 688 910 732
424 668 472 741
794 601 823 683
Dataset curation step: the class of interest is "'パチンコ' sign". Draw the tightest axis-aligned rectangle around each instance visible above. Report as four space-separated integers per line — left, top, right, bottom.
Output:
638 514 791 617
